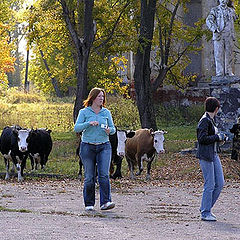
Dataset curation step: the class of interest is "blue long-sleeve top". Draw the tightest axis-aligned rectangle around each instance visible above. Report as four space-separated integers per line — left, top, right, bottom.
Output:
74 106 116 143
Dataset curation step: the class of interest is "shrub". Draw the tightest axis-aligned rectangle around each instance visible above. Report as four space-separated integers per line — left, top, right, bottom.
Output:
107 96 141 130
155 103 204 127
0 88 46 104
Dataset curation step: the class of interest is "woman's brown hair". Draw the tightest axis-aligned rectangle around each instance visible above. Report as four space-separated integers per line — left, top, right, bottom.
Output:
83 87 106 107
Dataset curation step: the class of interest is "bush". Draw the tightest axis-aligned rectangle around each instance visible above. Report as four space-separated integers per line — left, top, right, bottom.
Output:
155 103 204 127
0 88 46 104
107 96 141 130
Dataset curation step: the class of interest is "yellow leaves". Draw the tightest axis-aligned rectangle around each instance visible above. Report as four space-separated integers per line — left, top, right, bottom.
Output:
0 23 15 87
92 55 129 96
55 55 65 65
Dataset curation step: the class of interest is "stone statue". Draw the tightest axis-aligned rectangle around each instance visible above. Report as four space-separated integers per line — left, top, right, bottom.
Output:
206 0 237 77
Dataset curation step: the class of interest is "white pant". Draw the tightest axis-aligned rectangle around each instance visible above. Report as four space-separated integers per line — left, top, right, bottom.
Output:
214 33 234 76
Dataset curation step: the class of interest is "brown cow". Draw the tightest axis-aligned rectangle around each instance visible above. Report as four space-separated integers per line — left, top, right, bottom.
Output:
125 128 166 180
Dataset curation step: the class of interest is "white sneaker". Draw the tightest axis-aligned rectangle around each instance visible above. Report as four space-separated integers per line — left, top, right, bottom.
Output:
211 213 216 218
100 202 115 210
85 206 94 211
201 215 216 221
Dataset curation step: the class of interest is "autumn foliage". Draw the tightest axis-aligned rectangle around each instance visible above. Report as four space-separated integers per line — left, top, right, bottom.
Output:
0 23 15 87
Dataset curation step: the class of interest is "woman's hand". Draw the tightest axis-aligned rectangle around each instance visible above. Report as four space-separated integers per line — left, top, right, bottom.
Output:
90 121 99 126
105 127 110 135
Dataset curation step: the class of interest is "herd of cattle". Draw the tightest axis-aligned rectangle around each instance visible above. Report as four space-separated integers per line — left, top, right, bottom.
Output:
0 125 167 182
0 126 52 181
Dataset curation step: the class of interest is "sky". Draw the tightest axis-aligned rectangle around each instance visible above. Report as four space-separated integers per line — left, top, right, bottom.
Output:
18 0 36 57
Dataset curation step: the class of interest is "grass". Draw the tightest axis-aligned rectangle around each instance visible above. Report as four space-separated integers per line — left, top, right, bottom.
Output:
0 206 32 213
0 89 204 181
0 124 197 179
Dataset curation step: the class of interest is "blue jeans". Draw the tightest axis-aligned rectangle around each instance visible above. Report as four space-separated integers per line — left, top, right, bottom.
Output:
199 154 224 217
80 142 112 207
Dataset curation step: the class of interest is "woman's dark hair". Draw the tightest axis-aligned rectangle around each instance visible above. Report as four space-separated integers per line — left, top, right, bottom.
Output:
205 97 220 112
83 87 106 107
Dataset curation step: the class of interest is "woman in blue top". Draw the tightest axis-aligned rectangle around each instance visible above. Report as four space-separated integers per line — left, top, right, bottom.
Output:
196 97 225 221
74 87 116 211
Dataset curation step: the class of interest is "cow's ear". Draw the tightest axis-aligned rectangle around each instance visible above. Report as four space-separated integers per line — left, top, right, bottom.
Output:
30 130 37 136
47 129 52 134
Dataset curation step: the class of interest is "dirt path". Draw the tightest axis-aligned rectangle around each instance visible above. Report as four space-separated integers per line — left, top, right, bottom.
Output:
0 179 240 240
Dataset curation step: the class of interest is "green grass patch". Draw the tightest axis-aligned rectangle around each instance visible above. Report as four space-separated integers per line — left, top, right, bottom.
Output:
163 125 197 141
0 206 32 213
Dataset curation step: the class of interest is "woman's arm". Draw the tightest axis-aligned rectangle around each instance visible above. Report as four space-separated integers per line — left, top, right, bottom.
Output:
106 110 116 135
197 118 219 145
74 109 90 132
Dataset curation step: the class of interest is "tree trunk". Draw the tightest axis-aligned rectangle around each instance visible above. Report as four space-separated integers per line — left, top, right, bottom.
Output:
24 49 29 92
60 0 95 122
134 0 157 130
39 49 63 98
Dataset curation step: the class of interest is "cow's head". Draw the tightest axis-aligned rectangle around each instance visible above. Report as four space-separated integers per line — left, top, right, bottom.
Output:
117 130 135 157
13 129 30 152
151 130 167 154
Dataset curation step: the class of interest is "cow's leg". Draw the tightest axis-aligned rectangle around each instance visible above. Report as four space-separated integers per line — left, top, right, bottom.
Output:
14 156 23 182
43 154 49 168
126 157 135 179
136 154 143 176
40 154 45 169
146 156 155 180
146 161 153 180
4 157 10 180
109 161 114 178
112 156 123 179
29 155 34 170
20 155 27 179
10 163 15 174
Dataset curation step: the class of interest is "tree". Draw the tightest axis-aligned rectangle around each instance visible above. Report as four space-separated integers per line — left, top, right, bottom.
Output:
134 0 205 129
0 25 15 88
152 0 205 90
134 0 157 130
58 0 95 122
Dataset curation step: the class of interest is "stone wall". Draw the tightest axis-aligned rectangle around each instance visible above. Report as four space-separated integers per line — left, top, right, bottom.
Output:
210 76 240 140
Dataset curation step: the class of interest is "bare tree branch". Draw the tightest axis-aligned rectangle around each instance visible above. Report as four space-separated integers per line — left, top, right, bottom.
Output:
165 0 180 65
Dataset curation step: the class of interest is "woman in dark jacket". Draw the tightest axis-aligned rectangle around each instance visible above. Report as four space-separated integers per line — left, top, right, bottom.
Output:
196 97 225 221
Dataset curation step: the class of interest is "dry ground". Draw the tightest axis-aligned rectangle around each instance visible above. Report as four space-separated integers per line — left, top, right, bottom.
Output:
0 152 240 240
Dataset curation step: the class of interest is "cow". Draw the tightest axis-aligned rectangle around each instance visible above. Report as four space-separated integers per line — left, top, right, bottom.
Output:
110 130 135 179
230 121 240 162
27 128 53 170
125 128 166 180
76 129 135 180
0 126 30 182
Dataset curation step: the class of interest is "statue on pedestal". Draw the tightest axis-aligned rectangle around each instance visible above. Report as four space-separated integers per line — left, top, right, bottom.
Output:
206 0 237 77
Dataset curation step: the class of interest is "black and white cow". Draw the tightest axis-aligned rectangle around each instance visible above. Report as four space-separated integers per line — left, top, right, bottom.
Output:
110 130 135 179
27 128 52 170
76 129 135 180
0 126 30 181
